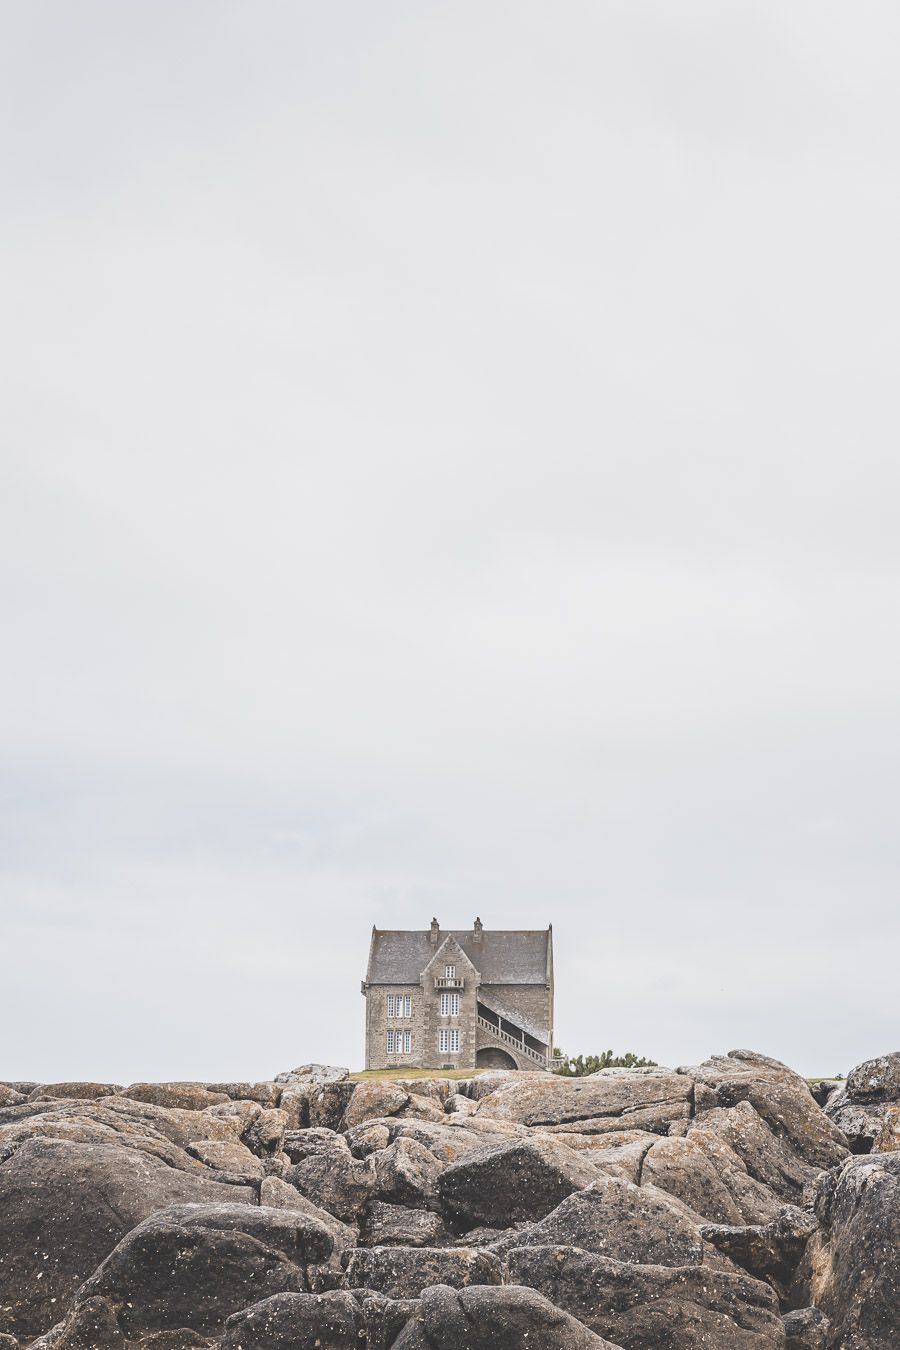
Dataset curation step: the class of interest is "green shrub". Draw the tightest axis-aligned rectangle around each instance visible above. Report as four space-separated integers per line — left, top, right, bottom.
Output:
552 1048 658 1076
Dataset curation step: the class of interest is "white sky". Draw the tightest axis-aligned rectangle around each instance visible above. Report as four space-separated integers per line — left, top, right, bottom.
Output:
2 2 898 1081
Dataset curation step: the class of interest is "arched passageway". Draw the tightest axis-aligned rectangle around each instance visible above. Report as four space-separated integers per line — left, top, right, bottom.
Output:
476 1047 519 1070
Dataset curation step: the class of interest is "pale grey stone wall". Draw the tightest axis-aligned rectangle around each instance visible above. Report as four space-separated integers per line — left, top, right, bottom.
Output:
364 983 422 1071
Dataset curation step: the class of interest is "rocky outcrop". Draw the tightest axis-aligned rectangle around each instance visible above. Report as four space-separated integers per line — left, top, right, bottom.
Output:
824 1051 900 1154
0 1137 253 1339
806 1150 900 1348
0 1049 892 1348
437 1136 602 1228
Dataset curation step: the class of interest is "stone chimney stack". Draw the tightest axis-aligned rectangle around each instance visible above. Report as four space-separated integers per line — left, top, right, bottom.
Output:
473 916 483 942
429 917 440 946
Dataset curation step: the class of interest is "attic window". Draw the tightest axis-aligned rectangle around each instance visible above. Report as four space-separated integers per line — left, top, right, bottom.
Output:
445 964 456 979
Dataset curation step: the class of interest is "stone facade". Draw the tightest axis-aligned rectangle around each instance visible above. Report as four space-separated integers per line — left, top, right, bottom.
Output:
361 919 554 1072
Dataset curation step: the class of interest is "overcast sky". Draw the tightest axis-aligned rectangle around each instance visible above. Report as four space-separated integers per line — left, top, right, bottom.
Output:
2 2 898 1083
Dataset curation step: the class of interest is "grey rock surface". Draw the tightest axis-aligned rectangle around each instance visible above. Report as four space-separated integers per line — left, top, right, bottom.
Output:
0 1050 893 1349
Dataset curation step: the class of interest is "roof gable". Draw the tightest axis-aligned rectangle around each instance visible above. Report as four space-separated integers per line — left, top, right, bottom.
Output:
365 927 550 986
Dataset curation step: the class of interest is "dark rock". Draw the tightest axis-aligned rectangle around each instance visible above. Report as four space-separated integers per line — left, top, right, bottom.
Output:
507 1244 785 1348
699 1205 819 1300
243 1107 287 1156
825 1051 900 1155
221 1290 364 1349
363 1201 449 1247
395 1283 620 1349
372 1137 444 1207
807 1151 900 1348
437 1136 601 1229
73 1202 344 1338
782 1306 829 1349
346 1245 503 1298
284 1128 376 1222
494 1175 707 1268
844 1051 900 1104
30 1295 126 1349
0 1137 251 1339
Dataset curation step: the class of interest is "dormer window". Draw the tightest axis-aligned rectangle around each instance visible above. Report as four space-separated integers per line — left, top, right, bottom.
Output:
445 964 456 979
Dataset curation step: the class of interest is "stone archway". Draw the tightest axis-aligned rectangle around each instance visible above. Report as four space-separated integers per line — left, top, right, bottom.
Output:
476 1047 518 1070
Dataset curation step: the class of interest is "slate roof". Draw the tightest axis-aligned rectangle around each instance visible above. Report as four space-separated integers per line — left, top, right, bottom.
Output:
365 927 551 986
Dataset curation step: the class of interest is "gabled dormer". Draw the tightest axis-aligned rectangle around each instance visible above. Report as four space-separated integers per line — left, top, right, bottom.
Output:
420 933 480 994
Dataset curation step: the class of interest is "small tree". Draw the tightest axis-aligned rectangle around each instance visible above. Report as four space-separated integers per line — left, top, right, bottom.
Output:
553 1048 657 1077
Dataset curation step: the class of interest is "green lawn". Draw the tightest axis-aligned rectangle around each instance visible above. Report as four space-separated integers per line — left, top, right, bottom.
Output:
349 1067 488 1082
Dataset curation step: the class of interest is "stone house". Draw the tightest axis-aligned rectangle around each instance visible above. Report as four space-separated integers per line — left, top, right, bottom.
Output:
361 918 555 1071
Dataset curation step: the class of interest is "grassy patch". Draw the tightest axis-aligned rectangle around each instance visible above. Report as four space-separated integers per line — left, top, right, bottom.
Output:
349 1067 487 1082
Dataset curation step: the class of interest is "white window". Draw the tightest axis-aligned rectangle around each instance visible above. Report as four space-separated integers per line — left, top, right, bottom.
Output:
445 964 456 979
387 1030 396 1054
403 1030 412 1054
450 1028 460 1052
440 992 460 1017
387 995 396 1018
439 1028 461 1054
402 994 411 1018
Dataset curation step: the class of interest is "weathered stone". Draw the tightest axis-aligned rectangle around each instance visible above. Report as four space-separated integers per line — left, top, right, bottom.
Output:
495 1176 707 1268
824 1052 900 1155
807 1151 900 1348
438 1135 601 1229
475 1069 693 1136
445 1092 477 1116
73 1203 343 1338
346 1120 393 1156
372 1117 492 1163
0 1138 251 1338
844 1051 900 1104
643 1128 782 1225
27 1083 123 1101
346 1244 504 1298
584 1137 655 1185
0 1086 25 1107
186 1137 265 1176
680 1050 848 1172
508 1244 785 1348
688 1101 821 1202
274 1064 350 1088
206 1081 280 1106
372 1136 444 1206
400 1092 447 1122
342 1081 410 1130
363 1201 449 1247
872 1102 900 1152
243 1107 288 1157
221 1290 364 1349
782 1306 829 1349
121 1082 230 1110
284 1128 376 1221
699 1205 819 1300
399 1283 619 1350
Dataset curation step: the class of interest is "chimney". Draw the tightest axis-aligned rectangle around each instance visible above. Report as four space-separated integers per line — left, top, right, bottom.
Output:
473 916 483 942
429 917 440 946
